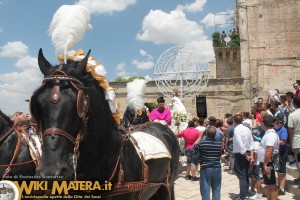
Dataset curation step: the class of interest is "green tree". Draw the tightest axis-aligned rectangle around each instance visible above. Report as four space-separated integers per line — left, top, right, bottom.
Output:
228 34 240 47
114 77 127 83
212 32 225 47
144 102 157 112
114 76 145 83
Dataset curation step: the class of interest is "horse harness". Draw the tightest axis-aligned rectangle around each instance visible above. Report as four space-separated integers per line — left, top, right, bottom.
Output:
29 66 172 199
0 127 41 178
104 123 172 199
29 64 89 180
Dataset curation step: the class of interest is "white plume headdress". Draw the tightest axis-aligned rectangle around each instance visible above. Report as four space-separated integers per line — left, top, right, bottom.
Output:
49 5 92 63
127 79 148 111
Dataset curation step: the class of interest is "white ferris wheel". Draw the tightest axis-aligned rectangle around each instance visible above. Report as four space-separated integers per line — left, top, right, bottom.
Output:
154 44 211 100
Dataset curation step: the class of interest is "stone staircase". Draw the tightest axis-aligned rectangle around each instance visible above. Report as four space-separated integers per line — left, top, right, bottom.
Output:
284 164 300 198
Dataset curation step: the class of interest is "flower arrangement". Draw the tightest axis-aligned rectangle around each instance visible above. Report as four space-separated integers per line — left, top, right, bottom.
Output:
173 112 188 122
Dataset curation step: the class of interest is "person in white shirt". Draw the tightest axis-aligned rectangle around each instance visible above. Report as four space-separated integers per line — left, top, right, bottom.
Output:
233 116 254 200
257 115 279 200
194 117 206 139
288 96 300 183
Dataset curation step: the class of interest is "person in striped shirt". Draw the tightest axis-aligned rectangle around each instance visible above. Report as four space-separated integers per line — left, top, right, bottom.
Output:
194 126 222 200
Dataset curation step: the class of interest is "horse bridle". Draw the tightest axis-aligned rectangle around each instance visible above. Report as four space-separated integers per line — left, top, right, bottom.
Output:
30 64 89 179
0 127 40 178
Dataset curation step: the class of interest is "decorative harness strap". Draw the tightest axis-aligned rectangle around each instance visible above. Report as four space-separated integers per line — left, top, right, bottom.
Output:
104 124 171 199
19 131 41 166
0 127 40 178
32 65 88 180
0 127 14 143
42 127 81 180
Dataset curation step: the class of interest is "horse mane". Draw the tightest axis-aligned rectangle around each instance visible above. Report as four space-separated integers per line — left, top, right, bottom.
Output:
59 60 123 179
0 109 13 128
60 60 118 135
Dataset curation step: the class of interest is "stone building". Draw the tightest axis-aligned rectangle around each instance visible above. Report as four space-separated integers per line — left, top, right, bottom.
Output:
237 0 300 101
110 77 248 120
110 0 300 120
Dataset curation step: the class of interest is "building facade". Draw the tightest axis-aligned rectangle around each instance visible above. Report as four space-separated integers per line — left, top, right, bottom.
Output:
111 0 300 120
238 0 300 98
110 77 248 120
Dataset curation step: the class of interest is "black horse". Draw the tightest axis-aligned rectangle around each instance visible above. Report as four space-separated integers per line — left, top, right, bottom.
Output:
0 110 36 179
32 49 180 199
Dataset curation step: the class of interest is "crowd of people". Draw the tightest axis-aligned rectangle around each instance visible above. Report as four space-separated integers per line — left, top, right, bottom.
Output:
172 82 300 200
118 80 300 200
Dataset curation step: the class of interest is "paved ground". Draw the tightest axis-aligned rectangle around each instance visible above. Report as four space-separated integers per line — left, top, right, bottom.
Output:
174 156 297 200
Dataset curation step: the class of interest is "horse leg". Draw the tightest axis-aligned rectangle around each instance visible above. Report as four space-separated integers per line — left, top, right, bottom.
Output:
149 185 171 200
170 184 175 200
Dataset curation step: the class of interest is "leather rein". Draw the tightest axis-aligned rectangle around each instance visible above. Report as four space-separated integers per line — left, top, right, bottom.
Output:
0 127 40 178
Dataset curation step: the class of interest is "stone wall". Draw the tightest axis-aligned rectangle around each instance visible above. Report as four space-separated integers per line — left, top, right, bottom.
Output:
208 61 216 79
238 0 300 98
110 77 249 120
257 59 300 97
214 47 241 78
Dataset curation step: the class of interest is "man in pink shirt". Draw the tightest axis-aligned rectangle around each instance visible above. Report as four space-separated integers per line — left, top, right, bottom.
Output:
150 97 172 125
176 121 200 181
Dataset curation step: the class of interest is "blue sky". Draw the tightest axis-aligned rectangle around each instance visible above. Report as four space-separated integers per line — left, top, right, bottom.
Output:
0 0 234 114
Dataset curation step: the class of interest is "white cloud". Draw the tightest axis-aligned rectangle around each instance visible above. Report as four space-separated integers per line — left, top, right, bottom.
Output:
0 41 28 58
132 49 154 70
115 63 129 78
0 41 43 115
132 60 154 70
140 49 147 56
176 0 207 13
139 49 153 59
76 0 137 14
136 9 214 62
15 55 38 69
0 66 43 115
116 63 125 71
185 41 214 63
0 26 3 32
0 68 41 88
201 10 234 28
137 9 207 45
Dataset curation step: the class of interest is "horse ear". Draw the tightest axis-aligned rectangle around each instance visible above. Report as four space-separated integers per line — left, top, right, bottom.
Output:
77 49 91 74
38 48 54 76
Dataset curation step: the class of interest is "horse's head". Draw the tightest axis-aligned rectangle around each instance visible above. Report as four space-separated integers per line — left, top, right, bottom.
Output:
33 49 90 180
